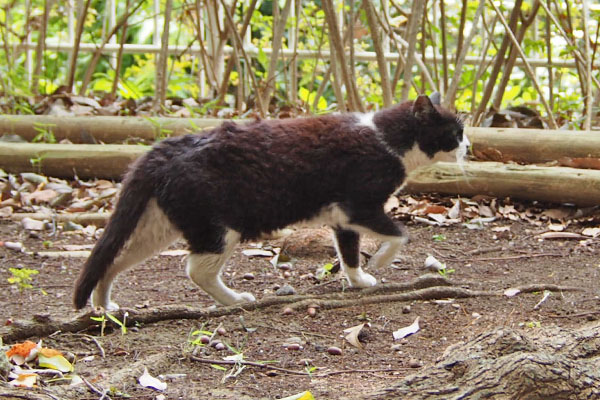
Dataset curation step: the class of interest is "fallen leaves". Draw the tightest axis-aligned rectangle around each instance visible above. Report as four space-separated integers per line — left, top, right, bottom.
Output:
4 340 75 387
392 317 420 341
138 367 167 391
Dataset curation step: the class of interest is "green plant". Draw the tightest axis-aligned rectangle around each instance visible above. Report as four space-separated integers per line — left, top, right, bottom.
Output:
438 268 455 277
90 315 107 336
316 262 335 280
32 123 57 143
7 267 39 291
145 116 173 142
432 234 447 242
90 312 128 336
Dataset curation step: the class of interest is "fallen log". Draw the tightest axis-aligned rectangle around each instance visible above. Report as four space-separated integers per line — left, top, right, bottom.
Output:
0 115 228 143
9 212 110 227
373 324 600 399
0 142 146 179
468 127 600 163
2 114 600 165
405 161 600 207
2 143 600 206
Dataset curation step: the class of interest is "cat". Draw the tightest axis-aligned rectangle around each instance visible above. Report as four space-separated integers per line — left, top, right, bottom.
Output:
73 94 468 310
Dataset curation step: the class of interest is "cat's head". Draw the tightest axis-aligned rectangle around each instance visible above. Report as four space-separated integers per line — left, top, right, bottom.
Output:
411 93 468 165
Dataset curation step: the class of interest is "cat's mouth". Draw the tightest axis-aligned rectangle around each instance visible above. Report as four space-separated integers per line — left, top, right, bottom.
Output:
456 135 470 165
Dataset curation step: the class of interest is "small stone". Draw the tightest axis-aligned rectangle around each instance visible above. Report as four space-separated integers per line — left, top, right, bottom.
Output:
326 346 342 356
216 327 227 336
243 273 255 280
214 342 226 351
265 370 278 377
285 343 301 351
277 263 292 271
276 284 296 296
282 307 294 315
199 335 210 345
209 340 221 348
408 358 422 368
307 307 317 317
283 271 292 278
402 305 412 314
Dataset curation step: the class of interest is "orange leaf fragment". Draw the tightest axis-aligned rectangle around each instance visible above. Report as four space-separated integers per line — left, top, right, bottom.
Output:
6 341 37 358
39 348 64 357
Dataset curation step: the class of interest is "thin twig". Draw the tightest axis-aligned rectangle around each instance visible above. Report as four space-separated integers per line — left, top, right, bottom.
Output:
81 333 105 358
463 252 565 262
189 355 407 377
81 377 112 400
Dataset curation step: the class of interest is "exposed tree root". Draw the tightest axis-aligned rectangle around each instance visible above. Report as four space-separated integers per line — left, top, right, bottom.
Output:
372 323 600 399
0 274 583 343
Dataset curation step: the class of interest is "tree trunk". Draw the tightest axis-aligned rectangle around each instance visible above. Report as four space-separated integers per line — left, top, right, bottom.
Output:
405 161 600 207
373 324 600 399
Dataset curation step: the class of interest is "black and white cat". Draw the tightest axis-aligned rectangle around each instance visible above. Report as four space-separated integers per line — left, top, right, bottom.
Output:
73 94 468 310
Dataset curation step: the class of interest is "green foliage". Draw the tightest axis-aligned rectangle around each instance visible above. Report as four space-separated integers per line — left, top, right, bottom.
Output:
7 267 39 291
0 0 596 123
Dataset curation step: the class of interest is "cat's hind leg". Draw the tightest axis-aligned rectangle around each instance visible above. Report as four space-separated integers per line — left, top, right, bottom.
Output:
186 229 255 306
92 199 181 310
333 228 377 288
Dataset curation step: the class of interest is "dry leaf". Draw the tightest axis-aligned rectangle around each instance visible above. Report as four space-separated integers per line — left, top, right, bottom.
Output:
139 367 167 391
582 228 600 238
392 317 420 340
6 341 40 365
343 323 366 349
504 288 521 297
242 249 274 257
8 373 37 388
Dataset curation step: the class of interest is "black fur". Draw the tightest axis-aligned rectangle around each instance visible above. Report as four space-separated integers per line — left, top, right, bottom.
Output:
73 95 464 309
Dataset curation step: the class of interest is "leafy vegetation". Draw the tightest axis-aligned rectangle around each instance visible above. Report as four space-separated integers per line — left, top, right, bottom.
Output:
0 1 598 127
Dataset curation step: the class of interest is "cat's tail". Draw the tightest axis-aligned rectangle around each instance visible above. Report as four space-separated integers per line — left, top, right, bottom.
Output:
73 164 153 309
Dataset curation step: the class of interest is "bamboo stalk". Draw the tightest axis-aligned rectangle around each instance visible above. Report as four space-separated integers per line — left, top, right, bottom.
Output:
444 0 485 108
401 0 425 101
487 0 557 129
153 0 173 114
581 0 592 131
362 0 392 107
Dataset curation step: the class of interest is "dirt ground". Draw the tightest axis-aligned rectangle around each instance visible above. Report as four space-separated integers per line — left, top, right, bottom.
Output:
1 199 600 400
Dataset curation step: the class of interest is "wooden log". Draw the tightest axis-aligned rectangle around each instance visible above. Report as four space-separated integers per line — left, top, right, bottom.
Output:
2 142 600 206
0 115 230 143
10 212 110 227
2 115 599 165
405 161 600 206
0 142 147 179
468 127 600 163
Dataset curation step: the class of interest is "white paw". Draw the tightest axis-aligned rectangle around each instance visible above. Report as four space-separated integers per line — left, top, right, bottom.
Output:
91 300 120 312
346 268 378 288
235 292 256 303
220 291 256 306
105 301 120 312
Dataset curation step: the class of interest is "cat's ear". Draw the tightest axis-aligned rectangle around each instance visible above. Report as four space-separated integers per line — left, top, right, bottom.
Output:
413 95 439 120
429 91 441 105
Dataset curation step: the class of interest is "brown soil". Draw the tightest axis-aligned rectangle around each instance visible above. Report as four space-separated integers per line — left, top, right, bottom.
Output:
1 207 599 399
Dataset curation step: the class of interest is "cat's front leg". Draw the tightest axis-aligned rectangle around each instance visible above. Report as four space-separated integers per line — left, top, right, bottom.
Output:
333 228 377 288
347 209 409 270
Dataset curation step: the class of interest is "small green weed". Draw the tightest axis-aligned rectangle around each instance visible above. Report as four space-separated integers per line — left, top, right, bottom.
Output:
432 234 446 242
8 267 39 291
